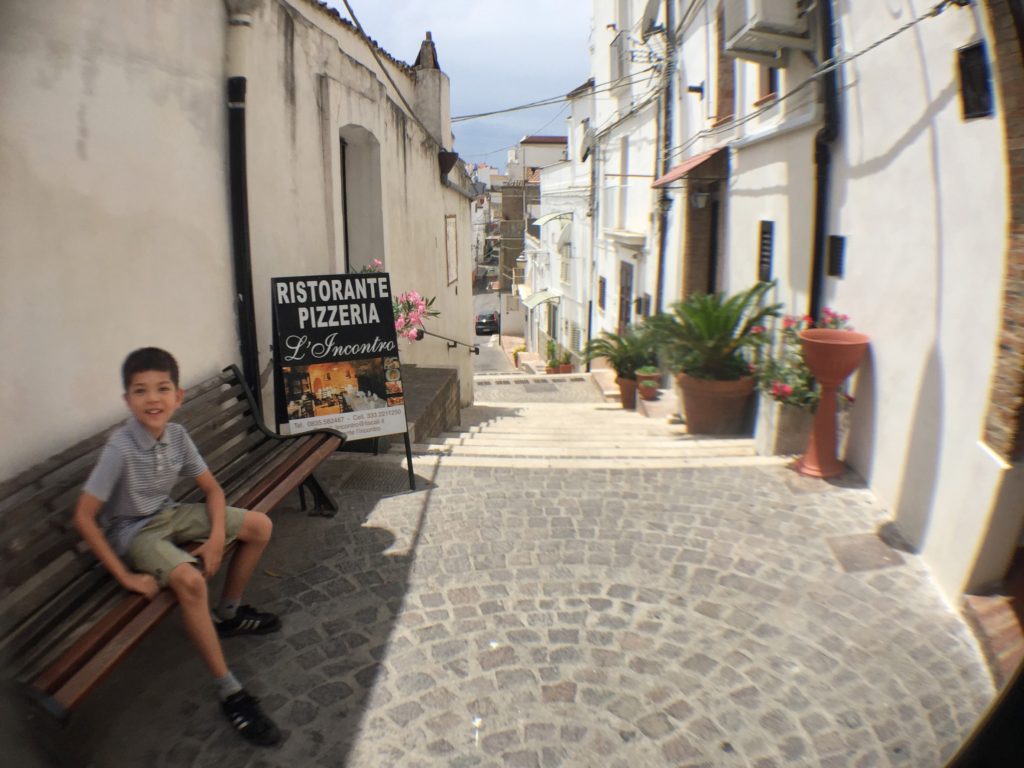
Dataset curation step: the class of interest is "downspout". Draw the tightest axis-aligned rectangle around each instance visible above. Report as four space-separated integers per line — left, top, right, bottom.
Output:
226 3 261 405
654 0 676 314
808 0 840 321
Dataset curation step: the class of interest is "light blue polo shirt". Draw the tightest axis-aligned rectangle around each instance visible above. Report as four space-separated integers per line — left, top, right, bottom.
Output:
83 417 208 554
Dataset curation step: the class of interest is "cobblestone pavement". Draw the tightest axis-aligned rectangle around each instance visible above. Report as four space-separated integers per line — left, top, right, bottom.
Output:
57 453 995 767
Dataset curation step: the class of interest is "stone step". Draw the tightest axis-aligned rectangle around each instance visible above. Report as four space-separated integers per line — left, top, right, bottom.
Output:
424 433 753 449
399 453 789 470
401 442 756 459
459 425 689 438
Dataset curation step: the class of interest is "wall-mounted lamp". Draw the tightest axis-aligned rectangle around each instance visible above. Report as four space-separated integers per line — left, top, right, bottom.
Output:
687 82 705 98
691 190 711 209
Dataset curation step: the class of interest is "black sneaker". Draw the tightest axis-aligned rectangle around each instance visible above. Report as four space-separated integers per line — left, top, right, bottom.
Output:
215 605 282 637
221 690 281 746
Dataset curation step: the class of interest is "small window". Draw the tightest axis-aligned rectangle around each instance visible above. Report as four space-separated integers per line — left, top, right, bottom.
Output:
758 220 775 282
959 42 994 120
598 277 607 310
570 322 583 351
757 66 779 105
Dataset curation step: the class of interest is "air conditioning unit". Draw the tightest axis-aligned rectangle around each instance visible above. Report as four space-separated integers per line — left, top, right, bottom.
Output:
723 0 813 63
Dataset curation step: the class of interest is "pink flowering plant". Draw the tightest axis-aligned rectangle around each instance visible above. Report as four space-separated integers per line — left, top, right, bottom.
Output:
757 308 853 409
355 259 440 341
393 290 440 341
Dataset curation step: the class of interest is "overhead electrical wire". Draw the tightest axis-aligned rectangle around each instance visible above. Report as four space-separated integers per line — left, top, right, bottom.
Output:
667 0 965 159
339 0 441 145
452 67 658 123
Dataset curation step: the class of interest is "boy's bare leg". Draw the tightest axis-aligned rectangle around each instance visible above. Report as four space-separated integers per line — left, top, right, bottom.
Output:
221 511 272 602
168 562 228 678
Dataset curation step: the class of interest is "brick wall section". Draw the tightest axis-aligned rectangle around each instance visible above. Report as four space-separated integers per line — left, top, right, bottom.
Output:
683 151 729 298
982 0 1024 461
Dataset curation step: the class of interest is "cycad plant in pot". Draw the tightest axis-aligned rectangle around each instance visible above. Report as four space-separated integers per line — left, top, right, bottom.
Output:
648 282 781 434
583 325 654 410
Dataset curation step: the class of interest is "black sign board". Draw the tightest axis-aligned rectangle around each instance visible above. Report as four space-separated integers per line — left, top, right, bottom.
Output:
271 273 410 442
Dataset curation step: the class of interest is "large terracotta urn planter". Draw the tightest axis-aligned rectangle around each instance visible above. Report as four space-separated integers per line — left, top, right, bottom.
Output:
617 377 638 410
796 328 869 478
677 373 755 434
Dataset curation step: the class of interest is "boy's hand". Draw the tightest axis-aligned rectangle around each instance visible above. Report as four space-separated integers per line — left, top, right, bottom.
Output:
194 538 224 578
120 572 160 600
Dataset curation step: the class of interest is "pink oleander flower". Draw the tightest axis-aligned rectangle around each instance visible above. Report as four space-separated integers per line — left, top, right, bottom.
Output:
782 316 798 329
371 258 383 269
750 325 766 335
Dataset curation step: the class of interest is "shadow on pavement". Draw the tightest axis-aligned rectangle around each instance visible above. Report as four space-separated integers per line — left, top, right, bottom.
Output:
44 458 438 767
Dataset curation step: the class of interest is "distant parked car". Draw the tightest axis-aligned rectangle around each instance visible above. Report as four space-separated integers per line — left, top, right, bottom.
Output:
475 312 500 335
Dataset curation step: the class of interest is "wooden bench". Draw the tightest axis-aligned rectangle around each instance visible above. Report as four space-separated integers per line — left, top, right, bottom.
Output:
0 364 344 720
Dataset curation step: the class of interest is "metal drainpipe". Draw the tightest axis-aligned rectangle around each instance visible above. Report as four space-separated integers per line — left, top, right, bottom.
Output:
654 0 676 315
226 9 261 406
808 0 840 322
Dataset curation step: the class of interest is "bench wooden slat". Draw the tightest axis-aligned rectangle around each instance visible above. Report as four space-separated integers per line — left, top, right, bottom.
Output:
219 441 304 502
0 552 93 646
53 589 178 711
241 435 342 513
13 579 123 682
184 398 253 446
217 436 315 497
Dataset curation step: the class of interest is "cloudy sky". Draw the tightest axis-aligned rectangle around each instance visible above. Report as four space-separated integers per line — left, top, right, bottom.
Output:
325 0 593 171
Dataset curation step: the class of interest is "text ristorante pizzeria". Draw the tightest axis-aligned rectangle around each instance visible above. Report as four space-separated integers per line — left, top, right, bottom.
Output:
275 276 389 329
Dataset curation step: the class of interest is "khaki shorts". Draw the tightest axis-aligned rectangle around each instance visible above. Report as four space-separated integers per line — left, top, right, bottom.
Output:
126 503 247 586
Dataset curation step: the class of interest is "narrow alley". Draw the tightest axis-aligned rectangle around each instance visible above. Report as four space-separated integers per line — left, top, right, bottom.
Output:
56 377 993 767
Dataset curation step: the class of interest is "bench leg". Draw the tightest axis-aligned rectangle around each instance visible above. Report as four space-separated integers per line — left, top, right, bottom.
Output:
302 474 337 517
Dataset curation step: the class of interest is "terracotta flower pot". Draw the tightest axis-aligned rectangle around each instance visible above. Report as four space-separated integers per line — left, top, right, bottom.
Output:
636 372 660 401
559 363 573 373
617 377 638 410
677 373 755 434
796 329 869 478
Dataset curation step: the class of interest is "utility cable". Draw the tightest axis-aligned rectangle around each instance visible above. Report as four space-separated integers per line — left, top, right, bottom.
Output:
452 68 657 123
461 102 572 160
339 0 442 146
667 0 965 159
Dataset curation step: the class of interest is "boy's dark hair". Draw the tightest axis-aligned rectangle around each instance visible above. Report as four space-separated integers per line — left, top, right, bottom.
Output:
122 347 180 390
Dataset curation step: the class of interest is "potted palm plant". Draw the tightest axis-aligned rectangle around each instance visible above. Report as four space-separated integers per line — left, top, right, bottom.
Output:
559 350 574 374
545 339 558 374
635 365 660 401
648 282 781 434
583 325 653 409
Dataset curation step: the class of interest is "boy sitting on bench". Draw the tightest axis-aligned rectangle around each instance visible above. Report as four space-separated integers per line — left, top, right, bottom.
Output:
73 347 282 746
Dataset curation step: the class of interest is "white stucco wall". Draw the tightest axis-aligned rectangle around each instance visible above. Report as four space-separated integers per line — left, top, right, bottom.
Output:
829 5 1008 599
0 0 238 475
705 2 1010 601
227 1 475 414
0 0 474 480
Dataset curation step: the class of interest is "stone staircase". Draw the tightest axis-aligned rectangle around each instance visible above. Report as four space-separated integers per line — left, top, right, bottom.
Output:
390 400 789 470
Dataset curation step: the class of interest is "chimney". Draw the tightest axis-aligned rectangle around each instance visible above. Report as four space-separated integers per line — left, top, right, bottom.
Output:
413 31 451 150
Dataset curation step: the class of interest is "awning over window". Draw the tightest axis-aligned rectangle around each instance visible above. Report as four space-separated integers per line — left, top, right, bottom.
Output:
523 290 560 309
651 147 724 188
532 211 573 227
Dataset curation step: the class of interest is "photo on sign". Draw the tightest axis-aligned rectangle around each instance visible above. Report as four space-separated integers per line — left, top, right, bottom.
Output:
281 358 400 420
